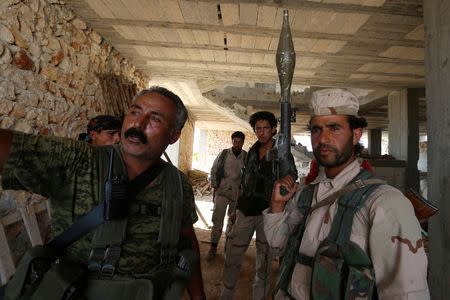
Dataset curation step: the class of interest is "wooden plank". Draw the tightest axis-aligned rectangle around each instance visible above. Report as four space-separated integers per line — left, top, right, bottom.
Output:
405 24 424 41
198 1 219 25
185 0 423 18
332 13 371 35
199 49 214 62
0 224 15 284
208 31 225 47
158 0 184 23
1 202 47 227
125 0 161 20
379 46 424 61
140 66 421 89
86 18 424 48
311 39 347 53
148 27 170 42
155 28 182 43
239 3 258 26
85 0 116 18
256 5 277 28
254 36 272 51
357 62 424 76
220 3 239 26
177 28 196 44
19 203 43 246
240 35 256 49
192 30 209 45
250 53 266 65
113 37 423 65
178 0 201 23
226 33 241 48
212 50 227 63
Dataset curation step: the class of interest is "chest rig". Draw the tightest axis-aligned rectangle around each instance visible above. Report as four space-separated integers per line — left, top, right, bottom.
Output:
276 170 385 300
1 145 187 300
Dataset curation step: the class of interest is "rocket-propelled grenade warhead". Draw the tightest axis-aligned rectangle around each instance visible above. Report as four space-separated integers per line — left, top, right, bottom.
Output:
276 10 296 104
272 10 298 190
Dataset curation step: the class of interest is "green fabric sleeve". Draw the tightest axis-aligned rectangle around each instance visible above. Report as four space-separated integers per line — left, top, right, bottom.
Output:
1 131 96 200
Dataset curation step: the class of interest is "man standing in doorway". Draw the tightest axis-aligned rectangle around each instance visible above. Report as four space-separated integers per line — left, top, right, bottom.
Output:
220 111 297 300
206 131 247 261
265 88 429 299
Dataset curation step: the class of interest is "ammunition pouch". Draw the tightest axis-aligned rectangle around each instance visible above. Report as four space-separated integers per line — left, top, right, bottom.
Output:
1 245 154 300
2 245 84 300
310 240 375 300
162 249 198 300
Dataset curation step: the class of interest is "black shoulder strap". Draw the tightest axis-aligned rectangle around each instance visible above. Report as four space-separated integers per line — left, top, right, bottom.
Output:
216 149 228 180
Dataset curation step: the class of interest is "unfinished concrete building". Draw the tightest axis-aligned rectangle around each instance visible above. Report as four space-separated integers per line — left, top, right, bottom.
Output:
0 0 448 298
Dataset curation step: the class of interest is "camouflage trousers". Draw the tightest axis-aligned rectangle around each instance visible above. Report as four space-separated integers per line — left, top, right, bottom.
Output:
220 210 273 300
210 192 236 245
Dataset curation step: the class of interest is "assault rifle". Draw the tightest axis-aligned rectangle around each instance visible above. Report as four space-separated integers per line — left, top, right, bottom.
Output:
267 10 298 193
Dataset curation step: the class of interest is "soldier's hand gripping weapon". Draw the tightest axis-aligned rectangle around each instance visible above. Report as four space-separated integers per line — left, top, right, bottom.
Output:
267 10 298 194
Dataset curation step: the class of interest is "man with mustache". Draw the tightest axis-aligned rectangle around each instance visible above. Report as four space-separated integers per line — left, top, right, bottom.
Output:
0 86 205 299
264 88 429 299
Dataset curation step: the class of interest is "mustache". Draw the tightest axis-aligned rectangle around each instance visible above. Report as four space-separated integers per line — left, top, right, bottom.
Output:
124 127 147 144
315 143 337 152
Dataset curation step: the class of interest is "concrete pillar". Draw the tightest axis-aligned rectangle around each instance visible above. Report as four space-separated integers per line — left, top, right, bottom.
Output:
197 129 208 171
406 88 423 193
387 89 421 192
367 129 382 156
388 90 408 161
178 119 194 174
424 1 450 297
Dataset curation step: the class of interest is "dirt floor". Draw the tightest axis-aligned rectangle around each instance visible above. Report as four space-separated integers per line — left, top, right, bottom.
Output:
193 197 279 300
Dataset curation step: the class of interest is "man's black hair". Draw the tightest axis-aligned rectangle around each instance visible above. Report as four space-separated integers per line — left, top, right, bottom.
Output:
347 115 368 155
249 111 277 129
231 131 245 140
347 115 368 130
87 115 122 133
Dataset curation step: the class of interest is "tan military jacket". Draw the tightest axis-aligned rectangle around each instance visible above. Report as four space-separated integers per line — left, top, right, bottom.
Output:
264 160 430 299
210 148 246 200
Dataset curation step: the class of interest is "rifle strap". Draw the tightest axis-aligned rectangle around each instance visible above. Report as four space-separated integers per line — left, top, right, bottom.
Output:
308 178 386 215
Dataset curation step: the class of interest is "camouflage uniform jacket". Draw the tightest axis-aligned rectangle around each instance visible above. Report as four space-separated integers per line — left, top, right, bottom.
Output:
263 160 430 299
1 132 197 276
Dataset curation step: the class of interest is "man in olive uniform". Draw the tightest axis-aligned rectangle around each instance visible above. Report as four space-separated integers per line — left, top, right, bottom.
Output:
220 111 297 300
0 86 205 299
264 88 429 299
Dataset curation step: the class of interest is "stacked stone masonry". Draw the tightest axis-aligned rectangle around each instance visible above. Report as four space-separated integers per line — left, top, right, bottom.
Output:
0 0 149 138
0 0 150 273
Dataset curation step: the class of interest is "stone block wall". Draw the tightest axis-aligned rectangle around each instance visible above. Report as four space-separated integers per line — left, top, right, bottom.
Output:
200 129 256 173
0 0 149 138
207 130 256 156
0 0 149 271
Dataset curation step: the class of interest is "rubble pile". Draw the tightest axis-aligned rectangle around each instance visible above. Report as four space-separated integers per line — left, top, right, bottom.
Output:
188 169 213 197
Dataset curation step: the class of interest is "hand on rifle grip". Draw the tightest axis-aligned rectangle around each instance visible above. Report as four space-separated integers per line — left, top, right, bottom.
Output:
271 175 297 213
280 185 289 196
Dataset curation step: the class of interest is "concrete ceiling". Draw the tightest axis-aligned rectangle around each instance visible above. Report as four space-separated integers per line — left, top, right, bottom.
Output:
66 0 426 135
